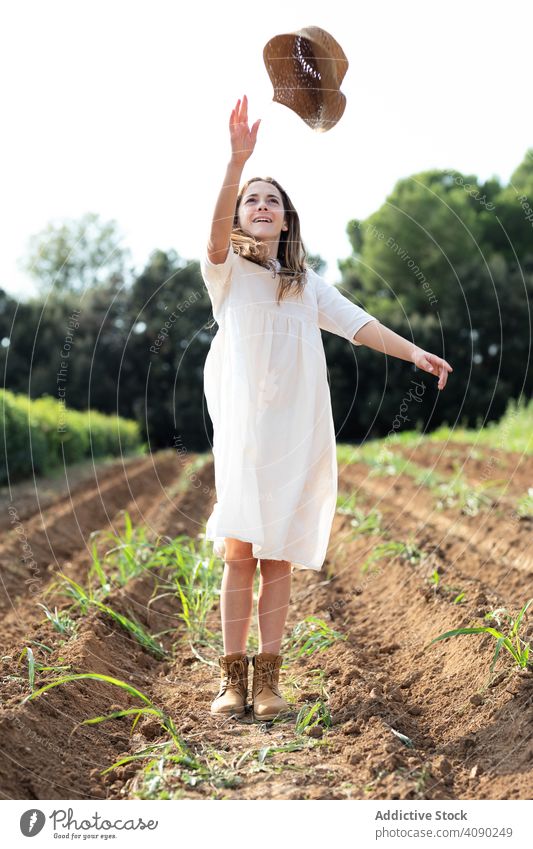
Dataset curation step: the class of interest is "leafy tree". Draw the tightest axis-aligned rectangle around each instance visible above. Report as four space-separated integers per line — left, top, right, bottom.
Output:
482 150 533 264
123 249 214 450
335 160 533 436
19 211 132 295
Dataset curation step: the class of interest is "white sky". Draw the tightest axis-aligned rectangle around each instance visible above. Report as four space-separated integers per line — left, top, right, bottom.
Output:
0 0 531 299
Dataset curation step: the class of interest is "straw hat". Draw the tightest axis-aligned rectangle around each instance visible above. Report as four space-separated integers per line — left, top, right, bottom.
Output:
263 26 349 132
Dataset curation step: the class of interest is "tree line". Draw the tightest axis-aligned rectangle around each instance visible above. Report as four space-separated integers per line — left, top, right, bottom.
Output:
1 151 532 451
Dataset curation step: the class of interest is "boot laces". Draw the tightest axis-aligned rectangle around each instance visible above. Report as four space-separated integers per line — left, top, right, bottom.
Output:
256 661 281 694
222 659 246 689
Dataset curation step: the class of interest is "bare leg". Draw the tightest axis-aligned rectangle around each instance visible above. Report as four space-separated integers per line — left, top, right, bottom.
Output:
220 538 257 654
257 559 292 654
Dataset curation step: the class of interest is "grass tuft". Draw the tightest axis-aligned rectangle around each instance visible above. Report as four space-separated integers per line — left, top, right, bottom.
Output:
427 598 533 679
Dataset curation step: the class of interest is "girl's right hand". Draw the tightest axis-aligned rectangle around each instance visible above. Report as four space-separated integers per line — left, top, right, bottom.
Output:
229 94 260 166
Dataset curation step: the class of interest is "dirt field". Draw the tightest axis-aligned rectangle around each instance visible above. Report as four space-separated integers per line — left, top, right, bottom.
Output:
0 442 531 801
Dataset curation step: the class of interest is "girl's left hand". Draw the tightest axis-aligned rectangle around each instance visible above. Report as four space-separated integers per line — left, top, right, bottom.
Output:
412 348 453 390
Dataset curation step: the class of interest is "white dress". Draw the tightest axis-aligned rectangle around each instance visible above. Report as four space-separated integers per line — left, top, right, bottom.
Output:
200 244 376 572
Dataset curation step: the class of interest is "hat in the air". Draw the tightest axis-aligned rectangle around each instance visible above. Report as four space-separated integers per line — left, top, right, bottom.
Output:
263 25 349 132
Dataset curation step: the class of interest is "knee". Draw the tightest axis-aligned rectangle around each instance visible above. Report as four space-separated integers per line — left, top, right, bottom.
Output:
224 537 257 566
259 558 292 577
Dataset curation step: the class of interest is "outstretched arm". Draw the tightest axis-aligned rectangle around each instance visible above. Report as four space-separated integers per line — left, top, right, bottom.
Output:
207 94 260 265
354 320 453 390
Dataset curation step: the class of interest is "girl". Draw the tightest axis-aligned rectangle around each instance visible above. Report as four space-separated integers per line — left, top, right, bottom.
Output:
201 94 452 722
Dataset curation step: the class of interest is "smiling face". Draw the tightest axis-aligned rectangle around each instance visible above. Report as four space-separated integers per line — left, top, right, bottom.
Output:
237 180 288 255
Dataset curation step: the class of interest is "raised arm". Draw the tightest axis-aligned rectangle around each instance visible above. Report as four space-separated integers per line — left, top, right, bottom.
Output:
207 94 261 265
354 321 453 390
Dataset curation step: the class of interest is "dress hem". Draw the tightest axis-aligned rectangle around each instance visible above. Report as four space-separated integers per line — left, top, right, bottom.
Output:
204 530 323 572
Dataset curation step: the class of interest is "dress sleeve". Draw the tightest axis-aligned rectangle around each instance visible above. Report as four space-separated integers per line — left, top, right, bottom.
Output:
200 242 236 316
312 269 377 346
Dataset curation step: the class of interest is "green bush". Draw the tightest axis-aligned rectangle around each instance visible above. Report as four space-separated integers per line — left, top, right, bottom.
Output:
0 391 49 480
0 390 143 484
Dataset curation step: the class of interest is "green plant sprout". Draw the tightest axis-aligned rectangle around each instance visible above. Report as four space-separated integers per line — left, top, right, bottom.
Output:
87 510 161 593
36 603 78 637
434 476 504 516
17 646 71 693
427 572 466 604
339 441 504 516
151 549 220 644
283 616 345 662
348 509 383 537
133 742 243 797
21 672 192 776
336 491 359 514
57 573 167 659
362 539 424 573
295 699 332 734
256 739 316 766
516 488 533 518
427 598 533 676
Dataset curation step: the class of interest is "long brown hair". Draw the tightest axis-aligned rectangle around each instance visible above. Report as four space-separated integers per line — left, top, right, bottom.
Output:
231 176 310 305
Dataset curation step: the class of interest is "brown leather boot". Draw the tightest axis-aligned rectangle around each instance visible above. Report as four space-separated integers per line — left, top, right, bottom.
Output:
251 652 289 721
210 652 249 717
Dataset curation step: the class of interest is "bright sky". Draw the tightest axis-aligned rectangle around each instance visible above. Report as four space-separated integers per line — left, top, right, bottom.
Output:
1 0 531 299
